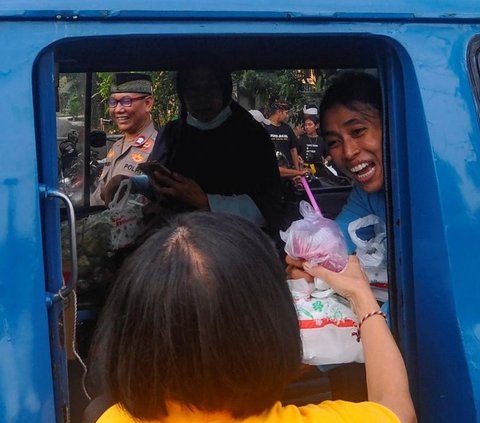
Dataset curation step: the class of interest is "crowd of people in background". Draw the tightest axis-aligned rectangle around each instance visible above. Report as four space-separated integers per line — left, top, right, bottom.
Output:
93 68 345 218
249 99 345 189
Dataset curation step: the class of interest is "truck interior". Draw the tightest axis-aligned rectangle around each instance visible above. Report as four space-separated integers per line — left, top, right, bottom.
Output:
34 33 408 422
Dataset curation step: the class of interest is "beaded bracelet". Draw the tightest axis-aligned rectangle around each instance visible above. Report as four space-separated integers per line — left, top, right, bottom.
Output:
352 310 387 342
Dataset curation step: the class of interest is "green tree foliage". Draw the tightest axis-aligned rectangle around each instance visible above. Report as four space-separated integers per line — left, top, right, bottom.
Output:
236 69 339 125
90 73 112 132
96 73 114 102
58 74 85 118
67 94 81 120
234 70 276 107
146 71 178 126
59 68 340 132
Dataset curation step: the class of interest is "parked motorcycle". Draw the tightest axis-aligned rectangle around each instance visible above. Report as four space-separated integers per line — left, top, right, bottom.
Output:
58 129 107 206
89 130 107 192
58 129 84 206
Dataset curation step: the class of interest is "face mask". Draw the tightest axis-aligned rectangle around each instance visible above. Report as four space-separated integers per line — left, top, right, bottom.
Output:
186 105 232 130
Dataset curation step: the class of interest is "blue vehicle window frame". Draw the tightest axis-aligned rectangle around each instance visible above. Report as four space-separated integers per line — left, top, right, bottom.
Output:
467 35 480 119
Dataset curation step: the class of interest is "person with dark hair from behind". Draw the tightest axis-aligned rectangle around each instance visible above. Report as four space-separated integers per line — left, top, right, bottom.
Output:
102 57 283 233
88 212 415 423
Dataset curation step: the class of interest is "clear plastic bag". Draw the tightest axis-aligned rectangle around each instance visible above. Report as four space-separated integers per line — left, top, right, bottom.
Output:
287 278 364 365
348 214 388 302
62 180 147 284
280 200 348 272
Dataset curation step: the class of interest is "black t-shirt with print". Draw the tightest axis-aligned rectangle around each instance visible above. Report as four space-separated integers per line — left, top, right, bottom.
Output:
297 134 328 163
265 123 299 167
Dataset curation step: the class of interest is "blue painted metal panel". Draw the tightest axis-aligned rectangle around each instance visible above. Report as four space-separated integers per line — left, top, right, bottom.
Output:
0 32 56 423
383 27 480 421
34 49 71 423
0 1 479 21
373 32 480 421
410 26 480 408
0 8 478 423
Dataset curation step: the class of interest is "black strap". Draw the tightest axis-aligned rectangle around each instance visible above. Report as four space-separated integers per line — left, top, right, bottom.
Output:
148 126 166 163
148 120 182 165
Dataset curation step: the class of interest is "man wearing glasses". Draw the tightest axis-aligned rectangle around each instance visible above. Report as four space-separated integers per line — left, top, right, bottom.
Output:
91 73 157 206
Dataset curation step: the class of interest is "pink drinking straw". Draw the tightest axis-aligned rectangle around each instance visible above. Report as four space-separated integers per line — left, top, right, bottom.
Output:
300 176 322 214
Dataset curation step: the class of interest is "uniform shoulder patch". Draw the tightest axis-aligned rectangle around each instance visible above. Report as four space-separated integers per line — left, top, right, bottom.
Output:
131 152 144 163
142 140 153 150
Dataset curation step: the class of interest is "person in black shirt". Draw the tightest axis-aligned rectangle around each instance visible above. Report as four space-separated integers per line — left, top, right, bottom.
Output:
265 101 306 180
297 115 328 164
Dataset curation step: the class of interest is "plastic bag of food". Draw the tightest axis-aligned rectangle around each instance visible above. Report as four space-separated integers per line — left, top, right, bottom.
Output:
282 196 362 365
280 200 348 273
62 180 147 285
287 278 364 365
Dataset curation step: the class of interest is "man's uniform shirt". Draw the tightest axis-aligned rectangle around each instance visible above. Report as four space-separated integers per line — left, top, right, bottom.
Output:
90 122 157 206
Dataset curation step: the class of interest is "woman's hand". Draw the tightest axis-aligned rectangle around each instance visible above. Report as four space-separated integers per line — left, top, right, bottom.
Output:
303 256 369 299
286 255 375 308
151 171 210 210
306 256 416 421
303 256 378 316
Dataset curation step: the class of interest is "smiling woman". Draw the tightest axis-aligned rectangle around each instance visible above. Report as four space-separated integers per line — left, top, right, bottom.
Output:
322 104 383 193
319 72 385 253
303 71 388 402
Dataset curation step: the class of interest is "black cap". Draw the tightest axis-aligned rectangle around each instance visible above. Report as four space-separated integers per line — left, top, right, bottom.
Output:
111 73 153 94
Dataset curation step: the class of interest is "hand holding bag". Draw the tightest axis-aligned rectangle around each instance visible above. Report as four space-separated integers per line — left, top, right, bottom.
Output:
281 197 362 365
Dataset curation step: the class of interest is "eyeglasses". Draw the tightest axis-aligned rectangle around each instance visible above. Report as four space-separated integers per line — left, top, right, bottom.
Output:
107 95 150 108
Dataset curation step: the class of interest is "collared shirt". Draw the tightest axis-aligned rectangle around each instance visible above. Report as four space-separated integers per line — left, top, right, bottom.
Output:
91 122 157 206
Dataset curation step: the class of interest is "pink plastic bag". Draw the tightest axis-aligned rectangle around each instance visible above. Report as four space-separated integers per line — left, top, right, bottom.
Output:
280 200 348 272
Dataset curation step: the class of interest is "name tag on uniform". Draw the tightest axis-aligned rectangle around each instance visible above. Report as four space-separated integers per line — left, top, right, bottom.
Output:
133 136 147 147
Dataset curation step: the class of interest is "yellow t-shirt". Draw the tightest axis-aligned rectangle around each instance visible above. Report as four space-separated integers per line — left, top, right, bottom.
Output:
96 400 400 423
